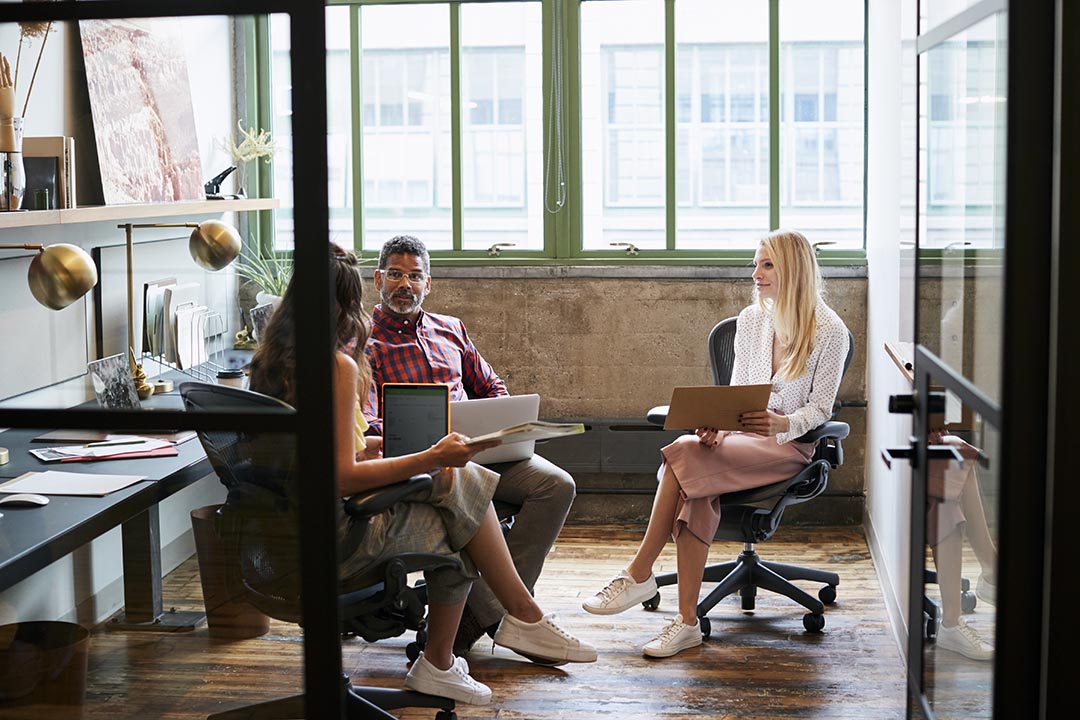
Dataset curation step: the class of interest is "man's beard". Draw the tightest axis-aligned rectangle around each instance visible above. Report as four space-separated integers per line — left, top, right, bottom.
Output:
381 286 425 315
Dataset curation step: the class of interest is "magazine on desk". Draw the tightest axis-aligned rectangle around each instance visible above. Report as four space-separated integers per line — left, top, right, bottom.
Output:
465 421 585 446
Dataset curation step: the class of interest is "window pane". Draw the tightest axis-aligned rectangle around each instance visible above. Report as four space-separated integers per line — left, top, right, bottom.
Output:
461 2 543 251
780 0 864 249
360 4 452 252
675 0 769 250
581 0 665 250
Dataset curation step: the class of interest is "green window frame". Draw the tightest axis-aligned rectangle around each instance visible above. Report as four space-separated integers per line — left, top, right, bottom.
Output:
259 0 869 266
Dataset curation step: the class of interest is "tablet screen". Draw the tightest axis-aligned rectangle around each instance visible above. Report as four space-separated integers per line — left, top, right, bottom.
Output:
381 383 450 458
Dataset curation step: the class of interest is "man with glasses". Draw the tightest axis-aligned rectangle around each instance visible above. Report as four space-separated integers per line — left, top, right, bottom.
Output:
362 234 577 660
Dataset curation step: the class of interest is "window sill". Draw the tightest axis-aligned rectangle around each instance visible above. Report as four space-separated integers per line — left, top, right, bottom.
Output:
432 264 867 280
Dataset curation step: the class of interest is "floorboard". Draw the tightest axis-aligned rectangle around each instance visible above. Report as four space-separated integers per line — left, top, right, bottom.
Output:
81 524 909 719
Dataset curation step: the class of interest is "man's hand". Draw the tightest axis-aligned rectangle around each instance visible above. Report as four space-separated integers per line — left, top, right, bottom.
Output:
739 409 790 437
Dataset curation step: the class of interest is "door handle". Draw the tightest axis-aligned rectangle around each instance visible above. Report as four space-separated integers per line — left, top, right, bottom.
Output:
887 392 946 415
880 441 965 469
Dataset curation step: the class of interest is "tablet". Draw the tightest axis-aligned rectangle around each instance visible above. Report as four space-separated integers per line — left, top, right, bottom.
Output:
663 384 773 431
381 383 450 458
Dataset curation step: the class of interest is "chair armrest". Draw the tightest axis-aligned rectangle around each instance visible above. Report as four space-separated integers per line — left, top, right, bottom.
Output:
793 420 850 445
646 405 669 426
344 474 433 520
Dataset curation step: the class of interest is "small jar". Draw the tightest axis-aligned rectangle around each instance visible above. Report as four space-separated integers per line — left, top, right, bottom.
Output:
216 368 246 389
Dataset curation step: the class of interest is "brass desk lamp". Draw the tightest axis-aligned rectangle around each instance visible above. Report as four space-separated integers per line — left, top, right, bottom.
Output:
0 242 98 309
119 220 241 397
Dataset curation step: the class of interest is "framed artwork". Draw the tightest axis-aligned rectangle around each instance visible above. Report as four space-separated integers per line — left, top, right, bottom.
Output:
78 19 203 204
87 353 140 409
249 302 275 343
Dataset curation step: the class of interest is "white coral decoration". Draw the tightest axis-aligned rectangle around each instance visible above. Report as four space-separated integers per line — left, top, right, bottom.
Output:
223 121 275 164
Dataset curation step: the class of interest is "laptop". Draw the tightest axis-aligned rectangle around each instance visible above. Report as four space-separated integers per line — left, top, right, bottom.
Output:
382 383 450 458
451 394 541 465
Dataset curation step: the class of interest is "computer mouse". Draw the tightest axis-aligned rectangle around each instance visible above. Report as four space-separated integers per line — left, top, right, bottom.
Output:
0 493 50 507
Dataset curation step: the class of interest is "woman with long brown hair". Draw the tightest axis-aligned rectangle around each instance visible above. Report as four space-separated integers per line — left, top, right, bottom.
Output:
583 230 850 658
249 245 596 706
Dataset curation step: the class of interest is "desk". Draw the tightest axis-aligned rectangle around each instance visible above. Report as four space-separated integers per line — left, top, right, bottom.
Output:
0 388 213 631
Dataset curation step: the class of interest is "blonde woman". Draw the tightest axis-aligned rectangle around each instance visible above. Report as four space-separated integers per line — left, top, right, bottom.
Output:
583 230 850 658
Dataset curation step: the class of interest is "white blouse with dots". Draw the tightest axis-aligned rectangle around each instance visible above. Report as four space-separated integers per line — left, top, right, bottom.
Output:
729 299 850 444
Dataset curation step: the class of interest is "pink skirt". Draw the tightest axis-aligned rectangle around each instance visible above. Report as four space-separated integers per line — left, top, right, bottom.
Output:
661 432 815 544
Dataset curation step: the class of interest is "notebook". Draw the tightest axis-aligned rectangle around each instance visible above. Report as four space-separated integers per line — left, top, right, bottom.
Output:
381 383 450 458
451 394 541 464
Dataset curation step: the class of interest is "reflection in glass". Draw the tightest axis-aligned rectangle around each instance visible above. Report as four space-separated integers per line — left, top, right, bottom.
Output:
581 0 665 250
917 14 1005 403
923 418 999 718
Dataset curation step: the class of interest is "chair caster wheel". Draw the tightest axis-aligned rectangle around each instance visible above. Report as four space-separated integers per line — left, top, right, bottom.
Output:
803 613 825 633
642 592 661 611
961 590 977 614
819 585 837 605
435 711 458 720
698 616 711 638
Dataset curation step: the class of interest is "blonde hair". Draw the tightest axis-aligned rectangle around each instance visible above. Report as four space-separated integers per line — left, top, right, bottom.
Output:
756 229 823 381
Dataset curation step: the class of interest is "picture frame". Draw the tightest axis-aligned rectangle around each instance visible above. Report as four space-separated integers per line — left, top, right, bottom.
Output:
249 302 276 343
86 353 140 409
23 136 75 209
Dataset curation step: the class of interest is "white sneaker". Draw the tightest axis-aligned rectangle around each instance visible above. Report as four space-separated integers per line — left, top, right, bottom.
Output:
404 652 492 705
493 613 598 663
975 574 996 606
642 614 703 658
583 570 658 615
936 620 994 661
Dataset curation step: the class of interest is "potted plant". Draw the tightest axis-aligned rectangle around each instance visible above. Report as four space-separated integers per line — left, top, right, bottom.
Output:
235 251 292 308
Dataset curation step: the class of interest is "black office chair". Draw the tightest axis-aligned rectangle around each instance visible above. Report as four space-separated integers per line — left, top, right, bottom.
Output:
644 317 855 636
180 381 461 720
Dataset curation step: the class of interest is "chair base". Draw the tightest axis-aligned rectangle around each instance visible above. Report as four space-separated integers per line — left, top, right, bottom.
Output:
654 545 839 633
208 675 456 720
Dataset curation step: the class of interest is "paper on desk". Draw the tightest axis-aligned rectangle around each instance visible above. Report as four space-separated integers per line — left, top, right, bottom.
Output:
0 470 145 496
29 436 171 462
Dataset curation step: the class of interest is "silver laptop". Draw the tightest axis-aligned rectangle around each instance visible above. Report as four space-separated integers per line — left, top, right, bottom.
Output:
451 394 541 465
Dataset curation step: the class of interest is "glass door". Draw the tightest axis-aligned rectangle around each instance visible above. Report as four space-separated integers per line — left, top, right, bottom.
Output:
894 0 1063 716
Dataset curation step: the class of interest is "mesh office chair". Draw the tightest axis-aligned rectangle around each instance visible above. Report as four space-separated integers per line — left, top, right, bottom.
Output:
644 317 855 636
180 382 462 720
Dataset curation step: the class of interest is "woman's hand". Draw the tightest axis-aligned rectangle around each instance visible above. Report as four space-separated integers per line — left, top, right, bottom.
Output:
429 432 500 468
739 409 790 437
696 427 720 447
358 435 383 462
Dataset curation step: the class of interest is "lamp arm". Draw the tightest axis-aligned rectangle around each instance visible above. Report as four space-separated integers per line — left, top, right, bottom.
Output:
0 243 45 251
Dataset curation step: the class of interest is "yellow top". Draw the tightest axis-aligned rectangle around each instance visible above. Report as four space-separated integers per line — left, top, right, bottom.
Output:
354 402 369 454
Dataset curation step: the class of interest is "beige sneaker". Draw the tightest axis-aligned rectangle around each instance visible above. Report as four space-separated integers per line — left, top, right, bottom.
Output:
936 620 993 661
493 613 598 663
404 653 492 705
642 614 703 658
583 570 658 615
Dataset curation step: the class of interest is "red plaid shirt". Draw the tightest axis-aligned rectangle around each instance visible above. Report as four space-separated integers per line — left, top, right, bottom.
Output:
363 304 507 434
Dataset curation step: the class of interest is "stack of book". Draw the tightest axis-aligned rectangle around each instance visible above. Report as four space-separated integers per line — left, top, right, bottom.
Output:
23 135 77 209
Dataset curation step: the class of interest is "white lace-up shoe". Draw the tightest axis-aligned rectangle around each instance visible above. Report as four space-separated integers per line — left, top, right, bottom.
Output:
936 620 994 661
404 653 492 705
582 570 658 615
493 613 598 663
642 615 703 658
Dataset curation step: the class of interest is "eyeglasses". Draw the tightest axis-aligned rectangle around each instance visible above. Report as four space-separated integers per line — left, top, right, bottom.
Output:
380 268 427 283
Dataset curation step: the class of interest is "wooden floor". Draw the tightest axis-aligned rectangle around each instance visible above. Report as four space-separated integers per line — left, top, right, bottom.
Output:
81 525 909 719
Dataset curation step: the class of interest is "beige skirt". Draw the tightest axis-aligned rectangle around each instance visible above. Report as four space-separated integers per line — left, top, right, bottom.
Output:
661 432 814 545
337 462 500 605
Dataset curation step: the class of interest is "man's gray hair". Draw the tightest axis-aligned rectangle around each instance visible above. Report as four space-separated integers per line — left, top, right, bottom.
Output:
378 235 430 274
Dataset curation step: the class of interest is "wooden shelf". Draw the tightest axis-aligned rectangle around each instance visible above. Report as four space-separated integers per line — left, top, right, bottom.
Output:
0 198 279 230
